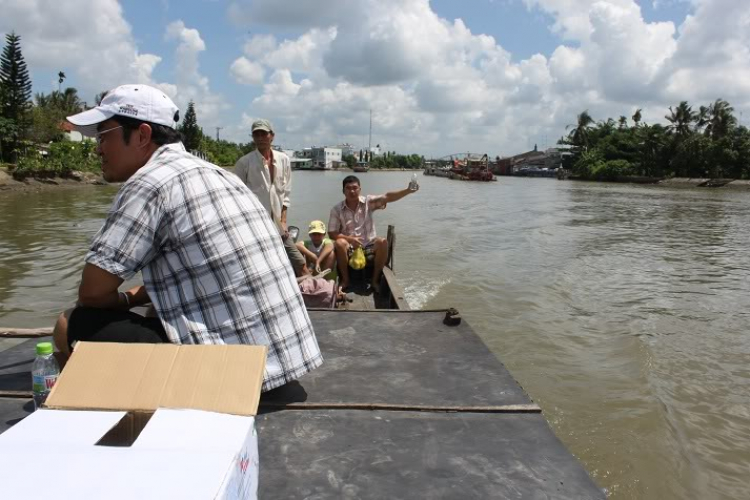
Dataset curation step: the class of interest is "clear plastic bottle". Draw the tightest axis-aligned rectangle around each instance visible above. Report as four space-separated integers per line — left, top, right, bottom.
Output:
31 342 60 411
409 173 419 191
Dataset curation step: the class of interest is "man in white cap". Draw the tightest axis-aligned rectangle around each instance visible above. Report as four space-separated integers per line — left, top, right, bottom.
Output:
52 84 322 392
234 119 309 276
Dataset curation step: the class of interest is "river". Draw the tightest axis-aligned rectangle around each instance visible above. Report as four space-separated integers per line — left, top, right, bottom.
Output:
1 171 749 499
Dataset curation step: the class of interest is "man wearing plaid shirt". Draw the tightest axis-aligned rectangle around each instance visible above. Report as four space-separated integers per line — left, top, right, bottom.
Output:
52 84 322 391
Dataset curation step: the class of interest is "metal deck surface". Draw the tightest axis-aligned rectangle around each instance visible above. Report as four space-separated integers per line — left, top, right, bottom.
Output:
257 410 602 499
261 310 530 408
0 311 604 499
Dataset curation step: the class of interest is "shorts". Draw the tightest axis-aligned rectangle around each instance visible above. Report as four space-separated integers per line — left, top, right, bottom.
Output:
66 307 169 350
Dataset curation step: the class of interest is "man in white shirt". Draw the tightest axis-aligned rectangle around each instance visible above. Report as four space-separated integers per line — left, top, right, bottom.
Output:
234 119 308 276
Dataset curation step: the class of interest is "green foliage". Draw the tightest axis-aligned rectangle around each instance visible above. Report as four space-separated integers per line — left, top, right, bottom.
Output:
591 159 634 181
572 149 604 178
566 110 594 151
198 135 254 166
342 154 357 168
0 32 32 162
14 141 100 178
566 99 749 180
369 153 423 169
28 87 85 143
179 101 202 151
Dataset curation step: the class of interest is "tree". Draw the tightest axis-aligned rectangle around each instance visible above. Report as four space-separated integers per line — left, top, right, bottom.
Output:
637 124 666 177
343 154 357 168
178 100 202 151
57 71 65 91
703 98 736 140
665 101 695 138
632 108 642 127
94 90 109 106
0 32 33 161
566 110 594 151
29 88 84 143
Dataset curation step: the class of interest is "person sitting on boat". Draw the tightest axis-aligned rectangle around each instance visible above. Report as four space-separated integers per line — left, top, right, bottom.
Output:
52 84 323 392
296 220 336 280
234 119 310 277
328 175 418 294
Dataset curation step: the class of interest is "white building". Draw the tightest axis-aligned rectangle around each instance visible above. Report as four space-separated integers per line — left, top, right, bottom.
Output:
311 147 342 170
337 143 356 157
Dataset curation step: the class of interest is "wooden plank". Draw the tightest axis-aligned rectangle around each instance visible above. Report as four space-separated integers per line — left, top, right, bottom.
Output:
259 401 542 414
0 390 31 399
382 267 410 310
0 327 53 338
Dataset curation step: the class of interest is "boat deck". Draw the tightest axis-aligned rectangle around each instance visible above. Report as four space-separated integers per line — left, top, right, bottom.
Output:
0 310 603 499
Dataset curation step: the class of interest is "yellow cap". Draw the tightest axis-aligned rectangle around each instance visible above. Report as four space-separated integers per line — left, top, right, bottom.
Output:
308 220 326 234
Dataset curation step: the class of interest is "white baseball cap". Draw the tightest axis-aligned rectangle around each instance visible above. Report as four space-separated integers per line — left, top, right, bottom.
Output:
67 84 180 137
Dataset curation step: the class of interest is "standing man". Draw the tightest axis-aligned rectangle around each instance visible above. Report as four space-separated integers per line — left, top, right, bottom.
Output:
53 85 322 392
234 119 308 276
328 175 418 293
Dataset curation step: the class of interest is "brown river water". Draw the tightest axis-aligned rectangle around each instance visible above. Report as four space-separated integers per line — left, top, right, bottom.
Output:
1 171 749 499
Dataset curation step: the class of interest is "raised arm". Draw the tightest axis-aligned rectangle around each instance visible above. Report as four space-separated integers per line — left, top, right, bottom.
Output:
384 187 415 203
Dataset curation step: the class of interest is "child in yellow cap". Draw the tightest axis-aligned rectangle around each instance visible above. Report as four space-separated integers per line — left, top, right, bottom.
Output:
296 220 336 280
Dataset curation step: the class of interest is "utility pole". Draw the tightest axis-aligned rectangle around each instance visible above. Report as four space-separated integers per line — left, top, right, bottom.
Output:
216 127 223 141
368 109 372 154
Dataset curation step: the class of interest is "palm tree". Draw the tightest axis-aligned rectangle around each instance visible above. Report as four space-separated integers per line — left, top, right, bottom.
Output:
566 110 595 151
665 101 695 137
57 87 82 114
57 71 65 91
34 92 51 108
618 116 628 129
703 99 736 140
638 124 665 177
632 108 642 127
94 90 108 106
695 105 710 133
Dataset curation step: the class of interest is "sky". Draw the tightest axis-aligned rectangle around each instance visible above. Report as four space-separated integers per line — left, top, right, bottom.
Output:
1 0 748 158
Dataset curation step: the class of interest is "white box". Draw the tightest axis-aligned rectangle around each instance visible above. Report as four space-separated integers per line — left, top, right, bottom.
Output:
0 342 266 499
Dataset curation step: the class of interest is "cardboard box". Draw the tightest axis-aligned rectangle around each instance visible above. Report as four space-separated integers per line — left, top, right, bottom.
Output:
0 342 267 499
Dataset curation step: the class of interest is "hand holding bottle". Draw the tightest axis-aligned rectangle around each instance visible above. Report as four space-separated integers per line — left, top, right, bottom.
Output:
408 173 419 192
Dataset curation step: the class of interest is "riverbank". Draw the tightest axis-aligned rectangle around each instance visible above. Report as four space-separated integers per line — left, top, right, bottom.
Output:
563 174 750 190
0 167 107 193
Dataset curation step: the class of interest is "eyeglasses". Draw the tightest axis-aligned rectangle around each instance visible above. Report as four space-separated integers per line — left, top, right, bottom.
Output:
95 125 123 145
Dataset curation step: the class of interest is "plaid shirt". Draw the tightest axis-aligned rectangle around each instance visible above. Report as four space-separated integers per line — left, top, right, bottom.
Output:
328 195 387 246
86 143 323 391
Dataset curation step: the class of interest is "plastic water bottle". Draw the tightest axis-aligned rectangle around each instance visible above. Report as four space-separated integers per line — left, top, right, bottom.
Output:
409 173 419 191
31 342 60 411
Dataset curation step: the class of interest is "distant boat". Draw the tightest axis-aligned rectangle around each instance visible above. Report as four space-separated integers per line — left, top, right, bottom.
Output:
353 161 369 172
424 154 496 181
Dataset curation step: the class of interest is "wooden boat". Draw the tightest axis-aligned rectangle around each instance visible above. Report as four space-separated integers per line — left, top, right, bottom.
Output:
0 225 603 498
352 161 370 173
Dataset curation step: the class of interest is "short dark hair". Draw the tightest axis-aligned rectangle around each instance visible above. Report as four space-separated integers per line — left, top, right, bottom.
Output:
112 115 183 146
342 175 360 191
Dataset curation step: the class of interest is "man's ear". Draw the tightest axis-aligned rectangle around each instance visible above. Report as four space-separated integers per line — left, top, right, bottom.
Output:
138 122 154 147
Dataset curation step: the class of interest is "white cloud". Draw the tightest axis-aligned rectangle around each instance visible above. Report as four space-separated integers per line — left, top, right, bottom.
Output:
3 0 748 155
0 0 162 101
242 34 277 58
162 20 229 132
658 0 750 102
230 57 265 85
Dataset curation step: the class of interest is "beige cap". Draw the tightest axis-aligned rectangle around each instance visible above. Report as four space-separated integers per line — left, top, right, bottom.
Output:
251 119 273 133
308 220 326 234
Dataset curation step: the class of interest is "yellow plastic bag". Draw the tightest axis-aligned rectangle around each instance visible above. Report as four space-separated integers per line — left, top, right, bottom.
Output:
348 247 366 270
